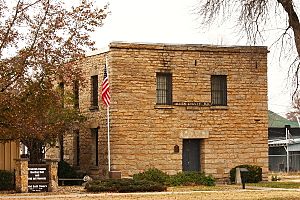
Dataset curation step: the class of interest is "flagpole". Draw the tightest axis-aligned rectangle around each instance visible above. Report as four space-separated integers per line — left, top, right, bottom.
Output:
107 105 110 172
105 56 111 172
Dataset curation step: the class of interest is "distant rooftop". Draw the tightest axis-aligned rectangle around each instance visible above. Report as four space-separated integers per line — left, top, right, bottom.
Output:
269 110 299 128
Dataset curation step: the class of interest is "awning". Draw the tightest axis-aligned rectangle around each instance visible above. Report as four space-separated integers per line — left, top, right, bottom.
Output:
269 138 300 148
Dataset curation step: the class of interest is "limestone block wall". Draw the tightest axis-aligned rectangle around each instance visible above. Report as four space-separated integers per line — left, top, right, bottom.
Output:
68 42 268 180
62 54 109 178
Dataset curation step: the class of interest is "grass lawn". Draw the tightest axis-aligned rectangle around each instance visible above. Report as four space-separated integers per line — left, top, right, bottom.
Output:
169 181 300 191
249 181 300 189
168 184 241 192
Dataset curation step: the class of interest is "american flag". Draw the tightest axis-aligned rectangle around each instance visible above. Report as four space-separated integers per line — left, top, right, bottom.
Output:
101 64 110 107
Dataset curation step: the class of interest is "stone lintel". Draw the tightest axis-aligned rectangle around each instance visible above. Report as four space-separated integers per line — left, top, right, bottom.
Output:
180 129 209 139
89 120 99 128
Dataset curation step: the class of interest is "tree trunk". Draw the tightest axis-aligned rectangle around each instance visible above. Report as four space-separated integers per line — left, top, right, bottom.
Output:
25 140 45 164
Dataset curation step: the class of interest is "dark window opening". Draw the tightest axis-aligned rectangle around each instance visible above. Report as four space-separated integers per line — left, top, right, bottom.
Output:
156 73 172 105
91 128 99 166
59 134 64 161
211 75 227 106
74 130 80 166
91 75 98 108
58 82 65 161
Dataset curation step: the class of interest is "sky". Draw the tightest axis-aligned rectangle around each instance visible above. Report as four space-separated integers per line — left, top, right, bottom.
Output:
92 0 296 117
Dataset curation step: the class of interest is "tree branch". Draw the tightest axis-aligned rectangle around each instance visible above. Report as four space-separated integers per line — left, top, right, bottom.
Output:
277 0 300 58
0 0 21 52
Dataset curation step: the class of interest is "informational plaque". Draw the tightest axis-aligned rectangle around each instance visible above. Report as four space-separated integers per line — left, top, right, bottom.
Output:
28 164 49 192
173 102 211 107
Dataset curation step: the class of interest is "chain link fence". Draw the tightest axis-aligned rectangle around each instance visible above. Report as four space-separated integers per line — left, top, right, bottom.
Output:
269 152 300 172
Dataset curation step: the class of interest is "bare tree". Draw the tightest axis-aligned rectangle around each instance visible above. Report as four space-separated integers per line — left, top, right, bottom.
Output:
196 0 300 93
287 92 300 121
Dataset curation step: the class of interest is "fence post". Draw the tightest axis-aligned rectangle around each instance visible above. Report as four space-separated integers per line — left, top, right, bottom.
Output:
45 159 58 192
14 158 29 193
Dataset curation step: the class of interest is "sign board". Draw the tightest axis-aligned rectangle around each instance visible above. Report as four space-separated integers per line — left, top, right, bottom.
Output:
173 102 211 107
28 164 49 192
28 184 48 192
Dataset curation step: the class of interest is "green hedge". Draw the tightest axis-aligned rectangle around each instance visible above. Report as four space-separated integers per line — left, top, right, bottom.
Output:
86 168 215 193
0 170 14 190
133 168 168 184
229 165 262 183
133 168 215 186
85 179 167 193
168 172 215 186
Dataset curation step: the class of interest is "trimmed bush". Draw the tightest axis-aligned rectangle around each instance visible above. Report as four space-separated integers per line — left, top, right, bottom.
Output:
85 179 167 193
133 168 215 187
167 172 215 186
229 165 262 183
133 168 169 184
85 169 215 193
0 170 14 191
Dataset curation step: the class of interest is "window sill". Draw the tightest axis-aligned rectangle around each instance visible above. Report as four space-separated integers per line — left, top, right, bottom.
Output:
155 105 174 109
210 105 228 110
89 106 99 111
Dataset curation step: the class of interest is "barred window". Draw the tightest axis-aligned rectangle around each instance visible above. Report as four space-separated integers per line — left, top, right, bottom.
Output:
156 73 172 105
91 75 98 108
211 75 227 106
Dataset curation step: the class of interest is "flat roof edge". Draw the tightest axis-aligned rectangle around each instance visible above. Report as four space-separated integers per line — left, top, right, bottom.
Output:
109 41 268 53
86 46 109 57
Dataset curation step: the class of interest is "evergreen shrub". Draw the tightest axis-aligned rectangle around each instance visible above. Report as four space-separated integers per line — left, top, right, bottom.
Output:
133 168 215 186
229 164 262 183
85 179 167 192
168 172 215 186
0 170 14 190
132 168 168 184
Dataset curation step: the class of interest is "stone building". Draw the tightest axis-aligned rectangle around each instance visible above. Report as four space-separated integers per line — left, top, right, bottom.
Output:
63 42 269 180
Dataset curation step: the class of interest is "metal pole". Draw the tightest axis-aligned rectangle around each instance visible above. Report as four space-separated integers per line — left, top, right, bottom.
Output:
107 106 110 172
106 55 111 172
286 126 289 172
